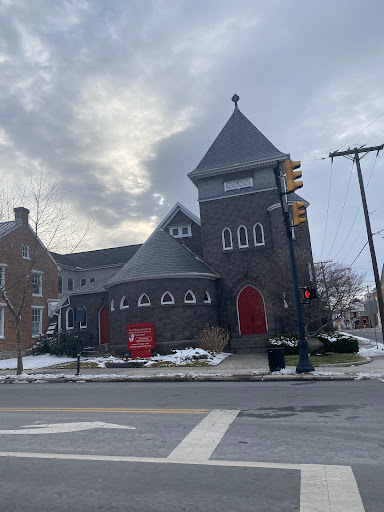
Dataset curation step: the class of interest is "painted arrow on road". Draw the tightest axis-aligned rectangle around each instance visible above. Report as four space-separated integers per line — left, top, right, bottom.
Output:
0 422 136 434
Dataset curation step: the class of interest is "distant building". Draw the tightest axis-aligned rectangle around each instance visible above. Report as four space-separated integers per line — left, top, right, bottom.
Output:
56 98 315 354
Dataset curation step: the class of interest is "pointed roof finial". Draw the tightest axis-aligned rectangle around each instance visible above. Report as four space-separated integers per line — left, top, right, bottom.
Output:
232 94 240 109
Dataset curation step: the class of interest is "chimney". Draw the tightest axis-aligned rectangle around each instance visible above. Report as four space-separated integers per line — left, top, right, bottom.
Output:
14 207 30 225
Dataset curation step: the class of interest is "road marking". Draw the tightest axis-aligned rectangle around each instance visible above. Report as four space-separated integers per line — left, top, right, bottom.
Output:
301 464 365 512
0 422 135 435
0 452 365 510
0 407 209 414
167 409 239 461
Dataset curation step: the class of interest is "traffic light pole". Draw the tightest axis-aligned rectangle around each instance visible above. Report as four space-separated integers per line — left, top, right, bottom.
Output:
329 144 384 343
273 163 314 373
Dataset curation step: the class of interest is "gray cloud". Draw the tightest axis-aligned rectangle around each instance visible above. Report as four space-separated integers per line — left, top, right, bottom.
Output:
0 0 383 285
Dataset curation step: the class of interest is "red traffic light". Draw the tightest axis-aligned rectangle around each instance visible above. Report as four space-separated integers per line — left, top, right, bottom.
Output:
303 288 317 300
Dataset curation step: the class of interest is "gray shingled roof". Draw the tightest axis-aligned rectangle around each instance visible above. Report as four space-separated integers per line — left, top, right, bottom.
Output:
0 220 21 239
107 230 217 286
51 244 142 269
69 277 109 296
188 106 285 182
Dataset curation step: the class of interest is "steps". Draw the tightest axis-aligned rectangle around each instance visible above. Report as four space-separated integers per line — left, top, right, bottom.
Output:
227 334 268 354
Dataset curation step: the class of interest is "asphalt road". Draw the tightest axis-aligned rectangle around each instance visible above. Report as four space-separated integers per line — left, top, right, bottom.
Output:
0 381 382 511
344 328 383 344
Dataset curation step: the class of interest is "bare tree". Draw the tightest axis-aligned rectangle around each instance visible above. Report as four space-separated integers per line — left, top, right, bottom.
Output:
309 262 365 335
0 172 90 374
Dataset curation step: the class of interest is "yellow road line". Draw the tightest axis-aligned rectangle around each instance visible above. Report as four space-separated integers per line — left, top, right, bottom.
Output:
0 407 210 414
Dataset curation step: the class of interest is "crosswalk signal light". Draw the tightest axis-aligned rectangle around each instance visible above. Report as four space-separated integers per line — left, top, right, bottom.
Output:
292 201 306 226
303 287 317 301
285 159 302 193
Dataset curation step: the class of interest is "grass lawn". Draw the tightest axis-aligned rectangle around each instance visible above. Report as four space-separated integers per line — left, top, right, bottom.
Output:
284 353 366 366
50 361 100 369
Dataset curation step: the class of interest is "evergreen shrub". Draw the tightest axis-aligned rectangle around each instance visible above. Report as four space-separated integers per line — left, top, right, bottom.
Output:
32 331 87 358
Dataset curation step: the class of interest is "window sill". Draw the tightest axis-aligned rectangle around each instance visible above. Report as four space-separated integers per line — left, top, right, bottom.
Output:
80 325 87 329
0 336 4 339
32 294 43 298
32 334 42 338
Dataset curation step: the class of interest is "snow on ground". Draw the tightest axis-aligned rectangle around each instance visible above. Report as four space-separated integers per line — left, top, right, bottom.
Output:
339 331 378 342
358 345 384 357
355 372 384 380
0 354 76 370
143 348 231 366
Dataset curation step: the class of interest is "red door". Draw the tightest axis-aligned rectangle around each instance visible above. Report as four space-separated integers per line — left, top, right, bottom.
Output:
99 306 110 344
237 286 267 335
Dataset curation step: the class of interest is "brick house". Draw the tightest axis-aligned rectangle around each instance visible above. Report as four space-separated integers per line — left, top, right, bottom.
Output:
57 98 315 354
0 207 58 356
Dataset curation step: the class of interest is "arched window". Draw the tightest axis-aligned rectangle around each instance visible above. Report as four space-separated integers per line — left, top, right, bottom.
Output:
253 223 265 246
222 228 233 251
161 292 174 305
204 291 211 304
120 296 129 309
237 225 248 248
80 307 87 328
138 293 150 307
110 299 115 312
66 308 74 329
184 290 196 304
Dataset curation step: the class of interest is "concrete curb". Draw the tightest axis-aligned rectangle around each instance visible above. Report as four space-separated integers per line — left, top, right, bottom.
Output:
0 373 359 384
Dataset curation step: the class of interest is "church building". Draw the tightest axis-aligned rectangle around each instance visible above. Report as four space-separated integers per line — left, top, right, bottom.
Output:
56 97 315 354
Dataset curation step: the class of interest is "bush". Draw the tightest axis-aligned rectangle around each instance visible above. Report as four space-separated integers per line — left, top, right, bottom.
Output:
32 331 87 358
268 334 299 355
197 326 230 354
317 333 359 354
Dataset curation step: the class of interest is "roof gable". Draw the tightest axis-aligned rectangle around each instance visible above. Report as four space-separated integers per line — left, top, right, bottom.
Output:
154 203 200 235
188 106 286 184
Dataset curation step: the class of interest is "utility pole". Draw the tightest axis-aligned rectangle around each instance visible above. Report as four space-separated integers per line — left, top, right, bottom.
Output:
329 144 384 344
273 162 314 373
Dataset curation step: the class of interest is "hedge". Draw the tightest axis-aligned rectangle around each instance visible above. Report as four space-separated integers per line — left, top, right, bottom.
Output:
32 331 87 358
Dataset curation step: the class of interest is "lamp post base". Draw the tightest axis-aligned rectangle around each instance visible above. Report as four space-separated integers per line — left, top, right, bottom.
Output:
296 339 315 373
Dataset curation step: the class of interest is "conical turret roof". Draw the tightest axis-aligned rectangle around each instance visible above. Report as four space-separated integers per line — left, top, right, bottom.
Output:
106 230 217 286
188 102 286 184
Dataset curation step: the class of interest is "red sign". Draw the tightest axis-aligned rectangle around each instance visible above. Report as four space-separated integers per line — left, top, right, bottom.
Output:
126 323 155 358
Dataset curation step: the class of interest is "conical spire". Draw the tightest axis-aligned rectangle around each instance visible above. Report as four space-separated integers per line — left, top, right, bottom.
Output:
188 96 286 184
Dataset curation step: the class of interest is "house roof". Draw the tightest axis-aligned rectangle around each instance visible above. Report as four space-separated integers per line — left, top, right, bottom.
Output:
51 244 142 270
188 104 287 184
153 202 201 234
107 230 217 286
68 277 110 295
0 219 21 239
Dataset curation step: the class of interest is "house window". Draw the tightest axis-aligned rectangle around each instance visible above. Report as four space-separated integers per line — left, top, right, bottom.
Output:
120 296 129 309
68 277 74 291
253 223 265 246
222 228 233 251
32 307 43 337
80 278 87 287
138 294 150 307
184 290 196 304
58 276 63 295
161 292 174 305
0 265 6 288
80 307 87 329
224 177 253 192
0 306 4 337
32 272 43 296
204 291 211 304
111 299 115 312
90 277 96 283
66 308 74 329
237 225 248 248
22 244 30 259
168 225 192 239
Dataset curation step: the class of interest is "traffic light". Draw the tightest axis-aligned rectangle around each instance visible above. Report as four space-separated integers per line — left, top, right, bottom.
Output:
303 287 317 300
292 201 306 226
285 159 302 192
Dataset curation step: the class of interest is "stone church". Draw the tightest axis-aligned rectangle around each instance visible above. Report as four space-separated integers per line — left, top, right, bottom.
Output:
56 97 315 354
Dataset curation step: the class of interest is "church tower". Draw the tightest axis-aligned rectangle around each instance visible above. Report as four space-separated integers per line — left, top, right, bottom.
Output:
188 96 314 348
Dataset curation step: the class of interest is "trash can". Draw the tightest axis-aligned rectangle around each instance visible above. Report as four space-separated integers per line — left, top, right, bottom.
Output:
268 348 285 372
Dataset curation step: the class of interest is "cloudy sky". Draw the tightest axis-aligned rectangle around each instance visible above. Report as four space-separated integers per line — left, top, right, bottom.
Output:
1 0 383 288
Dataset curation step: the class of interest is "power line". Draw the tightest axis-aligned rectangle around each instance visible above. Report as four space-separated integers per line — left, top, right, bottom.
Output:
333 153 379 261
363 127 384 147
325 159 354 259
336 112 384 152
319 159 333 259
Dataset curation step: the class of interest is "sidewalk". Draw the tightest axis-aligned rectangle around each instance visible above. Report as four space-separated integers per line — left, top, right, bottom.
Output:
1 344 384 383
